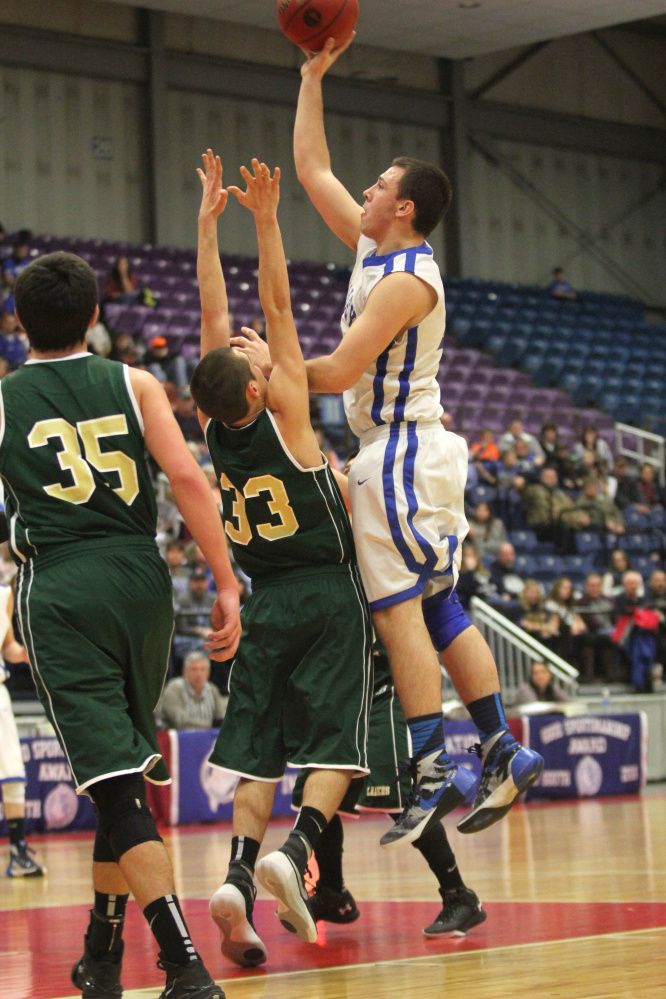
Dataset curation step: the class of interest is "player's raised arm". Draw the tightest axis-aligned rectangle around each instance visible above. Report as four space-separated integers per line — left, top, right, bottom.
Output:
294 37 363 251
197 149 231 359
228 160 310 433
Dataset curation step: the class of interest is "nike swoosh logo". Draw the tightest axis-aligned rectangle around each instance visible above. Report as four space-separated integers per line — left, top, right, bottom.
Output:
357 478 371 486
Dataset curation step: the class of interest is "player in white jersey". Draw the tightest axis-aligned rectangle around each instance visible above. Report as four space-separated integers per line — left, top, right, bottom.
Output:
0 566 45 877
287 35 543 845
236 36 543 846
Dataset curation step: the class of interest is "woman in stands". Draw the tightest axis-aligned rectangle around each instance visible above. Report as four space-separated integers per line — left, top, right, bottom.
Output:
466 502 506 561
519 580 560 645
573 425 613 472
512 661 570 708
103 255 138 305
544 577 587 664
602 549 640 599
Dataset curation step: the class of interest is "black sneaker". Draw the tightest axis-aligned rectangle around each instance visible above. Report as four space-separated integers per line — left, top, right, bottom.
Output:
309 884 360 925
6 843 45 877
423 887 487 938
255 848 317 943
209 877 267 968
157 956 224 999
71 938 123 998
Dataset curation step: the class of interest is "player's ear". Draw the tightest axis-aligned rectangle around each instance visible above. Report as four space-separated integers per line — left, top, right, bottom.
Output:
88 304 100 328
396 199 415 219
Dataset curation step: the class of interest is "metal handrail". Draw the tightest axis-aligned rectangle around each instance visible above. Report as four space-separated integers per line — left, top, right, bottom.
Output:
614 423 665 486
444 596 580 698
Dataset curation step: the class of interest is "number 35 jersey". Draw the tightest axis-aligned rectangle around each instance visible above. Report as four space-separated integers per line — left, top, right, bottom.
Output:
0 353 157 564
206 409 355 583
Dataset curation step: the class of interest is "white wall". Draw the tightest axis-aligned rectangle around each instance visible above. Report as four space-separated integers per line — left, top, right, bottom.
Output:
162 88 445 266
0 65 148 242
467 137 666 303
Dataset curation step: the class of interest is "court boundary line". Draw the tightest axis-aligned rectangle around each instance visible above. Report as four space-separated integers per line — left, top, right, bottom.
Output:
46 924 666 999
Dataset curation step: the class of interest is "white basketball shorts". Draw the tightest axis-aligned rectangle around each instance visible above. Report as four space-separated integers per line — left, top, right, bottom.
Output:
0 682 27 784
348 420 469 611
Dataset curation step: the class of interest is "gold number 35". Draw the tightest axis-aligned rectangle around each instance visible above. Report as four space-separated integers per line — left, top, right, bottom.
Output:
28 415 139 506
220 472 298 545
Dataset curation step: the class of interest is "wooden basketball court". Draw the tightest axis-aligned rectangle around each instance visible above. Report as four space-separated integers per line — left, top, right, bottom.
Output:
2 789 665 999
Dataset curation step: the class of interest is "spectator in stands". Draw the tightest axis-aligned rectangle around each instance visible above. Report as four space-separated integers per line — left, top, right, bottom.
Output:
108 331 141 366
466 501 506 561
637 463 666 509
573 425 613 472
613 570 659 691
575 573 616 682
155 651 227 730
456 542 495 610
602 549 638 599
165 539 190 598
495 448 522 490
440 411 454 432
173 387 205 443
549 441 580 490
519 580 560 644
544 577 587 664
172 568 217 668
469 428 500 486
645 569 666 680
513 437 542 483
607 456 645 512
498 418 545 462
103 255 138 305
489 542 525 600
144 334 194 389
566 477 625 539
248 315 267 342
512 660 571 707
85 317 112 358
538 421 560 466
0 230 32 311
519 466 576 551
0 309 28 369
548 267 577 301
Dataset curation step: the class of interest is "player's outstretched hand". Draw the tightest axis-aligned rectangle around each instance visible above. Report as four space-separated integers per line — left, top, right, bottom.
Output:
300 33 355 79
204 588 241 661
228 160 280 222
197 148 228 223
230 328 273 378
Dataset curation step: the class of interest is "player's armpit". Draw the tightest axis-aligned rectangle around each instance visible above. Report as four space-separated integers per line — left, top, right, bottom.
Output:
307 271 436 394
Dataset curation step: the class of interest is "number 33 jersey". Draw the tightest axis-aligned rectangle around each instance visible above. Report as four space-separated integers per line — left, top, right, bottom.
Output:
205 409 355 583
0 353 158 564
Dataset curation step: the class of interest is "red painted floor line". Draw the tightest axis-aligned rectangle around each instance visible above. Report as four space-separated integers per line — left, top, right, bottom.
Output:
2 899 665 999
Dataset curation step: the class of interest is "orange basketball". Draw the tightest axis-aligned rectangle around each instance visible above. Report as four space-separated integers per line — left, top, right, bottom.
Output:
276 0 359 52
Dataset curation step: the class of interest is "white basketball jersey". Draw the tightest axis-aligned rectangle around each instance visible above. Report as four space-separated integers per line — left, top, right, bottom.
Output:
340 235 445 438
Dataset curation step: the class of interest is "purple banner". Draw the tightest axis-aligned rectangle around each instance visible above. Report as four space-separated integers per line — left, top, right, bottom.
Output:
0 736 96 835
524 713 647 801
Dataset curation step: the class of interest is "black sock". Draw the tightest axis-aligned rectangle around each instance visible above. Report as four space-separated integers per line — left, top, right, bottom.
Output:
143 894 199 967
466 693 508 744
7 817 26 849
229 835 260 875
294 805 328 853
413 821 464 892
87 891 129 959
313 815 345 894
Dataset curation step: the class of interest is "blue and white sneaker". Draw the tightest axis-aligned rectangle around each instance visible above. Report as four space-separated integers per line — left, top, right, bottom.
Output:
457 732 544 834
379 749 478 850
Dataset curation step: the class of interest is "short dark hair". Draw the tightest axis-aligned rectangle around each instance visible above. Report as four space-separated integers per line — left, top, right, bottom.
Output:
391 157 452 237
190 347 253 425
14 252 98 351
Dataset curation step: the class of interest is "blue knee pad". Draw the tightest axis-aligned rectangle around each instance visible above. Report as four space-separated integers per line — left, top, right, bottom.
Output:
422 589 471 652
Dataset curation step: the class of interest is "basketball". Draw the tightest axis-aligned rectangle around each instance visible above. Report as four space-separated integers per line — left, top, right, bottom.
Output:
276 0 359 52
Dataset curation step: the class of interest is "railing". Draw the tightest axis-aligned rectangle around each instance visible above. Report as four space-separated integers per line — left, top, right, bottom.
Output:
440 597 580 700
614 423 665 487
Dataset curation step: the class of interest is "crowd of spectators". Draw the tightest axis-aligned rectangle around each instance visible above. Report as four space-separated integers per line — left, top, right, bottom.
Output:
2 229 666 702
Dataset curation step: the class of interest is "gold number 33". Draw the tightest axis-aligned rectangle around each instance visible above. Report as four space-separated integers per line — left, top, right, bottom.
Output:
28 415 139 506
220 473 298 545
